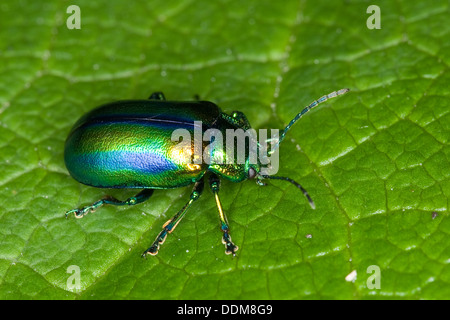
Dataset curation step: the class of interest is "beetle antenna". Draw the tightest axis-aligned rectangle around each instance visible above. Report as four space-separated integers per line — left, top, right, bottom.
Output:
270 88 350 154
260 175 315 209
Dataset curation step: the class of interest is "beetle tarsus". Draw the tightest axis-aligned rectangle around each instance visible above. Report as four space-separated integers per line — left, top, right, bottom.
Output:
222 232 238 256
142 244 160 257
65 207 89 219
142 228 168 257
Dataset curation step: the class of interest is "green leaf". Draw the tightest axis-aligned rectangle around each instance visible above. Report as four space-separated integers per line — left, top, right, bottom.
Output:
0 0 449 299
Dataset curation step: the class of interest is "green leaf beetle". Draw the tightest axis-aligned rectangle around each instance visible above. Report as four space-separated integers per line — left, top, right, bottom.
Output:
64 89 349 256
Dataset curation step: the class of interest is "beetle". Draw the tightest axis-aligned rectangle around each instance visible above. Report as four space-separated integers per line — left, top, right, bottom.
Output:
64 89 349 256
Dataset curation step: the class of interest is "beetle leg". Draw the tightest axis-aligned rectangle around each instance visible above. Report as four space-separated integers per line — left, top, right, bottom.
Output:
221 111 251 130
209 173 239 256
142 178 205 256
65 189 154 219
232 111 251 129
148 92 166 100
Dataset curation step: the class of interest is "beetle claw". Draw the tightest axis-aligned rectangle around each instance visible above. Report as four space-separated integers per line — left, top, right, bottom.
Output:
225 245 238 256
142 229 168 257
65 206 91 219
222 233 238 256
142 245 159 258
65 209 81 219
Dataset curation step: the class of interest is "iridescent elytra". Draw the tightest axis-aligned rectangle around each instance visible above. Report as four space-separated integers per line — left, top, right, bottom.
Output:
64 89 349 256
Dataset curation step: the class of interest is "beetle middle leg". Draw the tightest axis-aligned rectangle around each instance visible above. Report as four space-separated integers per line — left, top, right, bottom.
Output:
209 173 239 256
142 178 205 256
65 189 154 219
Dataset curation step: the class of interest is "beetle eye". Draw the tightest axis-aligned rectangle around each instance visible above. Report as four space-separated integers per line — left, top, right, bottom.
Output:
248 167 256 179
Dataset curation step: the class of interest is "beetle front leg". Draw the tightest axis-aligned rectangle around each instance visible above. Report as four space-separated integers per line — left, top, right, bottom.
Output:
209 174 238 256
65 189 154 219
143 178 205 256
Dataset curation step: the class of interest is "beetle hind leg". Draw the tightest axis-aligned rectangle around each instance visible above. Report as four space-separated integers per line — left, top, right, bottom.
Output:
142 178 205 257
65 189 154 219
209 174 238 256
